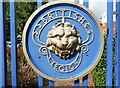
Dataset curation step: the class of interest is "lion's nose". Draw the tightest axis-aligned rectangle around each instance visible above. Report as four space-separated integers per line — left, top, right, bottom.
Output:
62 38 68 47
62 43 68 47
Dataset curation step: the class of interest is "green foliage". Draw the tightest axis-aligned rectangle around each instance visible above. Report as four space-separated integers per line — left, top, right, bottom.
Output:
92 57 106 86
16 2 37 36
92 36 107 86
6 2 37 40
92 35 115 86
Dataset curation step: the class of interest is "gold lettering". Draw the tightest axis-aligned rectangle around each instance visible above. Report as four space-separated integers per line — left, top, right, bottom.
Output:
62 9 65 17
59 65 65 72
65 65 69 73
69 63 75 71
78 16 86 24
54 64 60 70
73 12 78 20
74 61 79 66
41 17 48 24
55 10 59 17
37 24 42 29
69 10 72 17
50 61 56 67
84 23 90 28
48 12 54 20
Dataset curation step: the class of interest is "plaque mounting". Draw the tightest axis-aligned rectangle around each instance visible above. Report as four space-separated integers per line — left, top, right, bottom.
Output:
23 1 104 81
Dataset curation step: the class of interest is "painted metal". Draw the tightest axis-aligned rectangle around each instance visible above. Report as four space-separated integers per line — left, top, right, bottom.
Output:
82 75 88 86
83 0 89 86
83 0 89 8
22 1 104 82
47 0 54 87
10 0 17 87
48 0 53 2
106 1 113 86
38 75 43 88
0 0 109 87
74 80 79 88
37 0 42 7
37 1 44 87
115 0 120 87
0 1 7 87
49 81 54 88
75 0 79 3
74 0 81 86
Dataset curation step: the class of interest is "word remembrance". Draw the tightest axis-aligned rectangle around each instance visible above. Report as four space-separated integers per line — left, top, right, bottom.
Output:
23 1 104 81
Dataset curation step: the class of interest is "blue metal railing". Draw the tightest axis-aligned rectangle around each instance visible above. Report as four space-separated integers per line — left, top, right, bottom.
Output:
82 0 89 86
115 0 120 87
1 0 120 87
37 1 44 88
10 0 18 87
0 1 7 87
106 0 113 86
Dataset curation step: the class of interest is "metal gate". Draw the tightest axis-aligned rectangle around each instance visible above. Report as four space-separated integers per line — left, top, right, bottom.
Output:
0 0 120 87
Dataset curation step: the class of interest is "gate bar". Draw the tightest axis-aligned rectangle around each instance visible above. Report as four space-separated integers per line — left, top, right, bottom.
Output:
83 0 89 8
82 75 88 87
48 0 53 2
106 0 113 86
49 81 54 87
82 0 89 87
37 0 42 7
75 0 79 3
47 0 54 87
74 80 79 87
10 0 17 87
0 1 7 87
37 0 44 87
115 0 120 87
74 0 80 87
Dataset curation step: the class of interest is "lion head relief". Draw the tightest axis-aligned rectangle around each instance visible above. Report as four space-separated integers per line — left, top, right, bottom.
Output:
46 22 81 60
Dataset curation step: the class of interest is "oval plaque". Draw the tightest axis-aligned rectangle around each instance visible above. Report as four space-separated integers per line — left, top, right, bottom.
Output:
23 1 104 81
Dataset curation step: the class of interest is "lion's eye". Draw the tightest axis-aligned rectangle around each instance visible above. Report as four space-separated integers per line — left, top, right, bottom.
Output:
69 36 74 39
56 35 60 39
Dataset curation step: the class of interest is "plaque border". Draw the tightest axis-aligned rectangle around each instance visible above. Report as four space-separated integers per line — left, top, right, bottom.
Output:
22 1 104 82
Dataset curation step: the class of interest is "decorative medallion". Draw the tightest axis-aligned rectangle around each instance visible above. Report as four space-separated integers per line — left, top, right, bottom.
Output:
23 1 104 81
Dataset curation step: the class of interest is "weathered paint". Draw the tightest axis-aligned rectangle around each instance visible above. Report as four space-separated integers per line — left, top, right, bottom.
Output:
10 0 17 87
37 1 44 88
0 1 7 87
115 0 120 87
106 0 113 86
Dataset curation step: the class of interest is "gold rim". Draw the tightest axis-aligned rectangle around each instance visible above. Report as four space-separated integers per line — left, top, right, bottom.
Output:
22 1 104 82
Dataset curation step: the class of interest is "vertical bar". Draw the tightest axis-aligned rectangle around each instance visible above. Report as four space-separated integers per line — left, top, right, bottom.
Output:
75 0 79 3
74 80 79 88
82 1 89 87
74 0 82 87
83 0 89 8
48 0 53 2
82 75 88 87
37 1 44 88
0 1 7 87
47 0 54 87
37 0 42 7
49 81 54 88
38 75 43 87
115 0 120 87
106 0 113 86
10 0 17 87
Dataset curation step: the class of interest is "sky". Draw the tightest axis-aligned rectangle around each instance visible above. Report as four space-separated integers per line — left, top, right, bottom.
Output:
89 1 107 19
70 0 116 19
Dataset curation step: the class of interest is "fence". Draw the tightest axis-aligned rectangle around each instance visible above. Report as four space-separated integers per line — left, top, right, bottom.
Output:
0 0 120 87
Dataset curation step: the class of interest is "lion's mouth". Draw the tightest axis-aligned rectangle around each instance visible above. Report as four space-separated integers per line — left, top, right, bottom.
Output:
54 47 73 59
61 50 70 55
66 44 72 49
